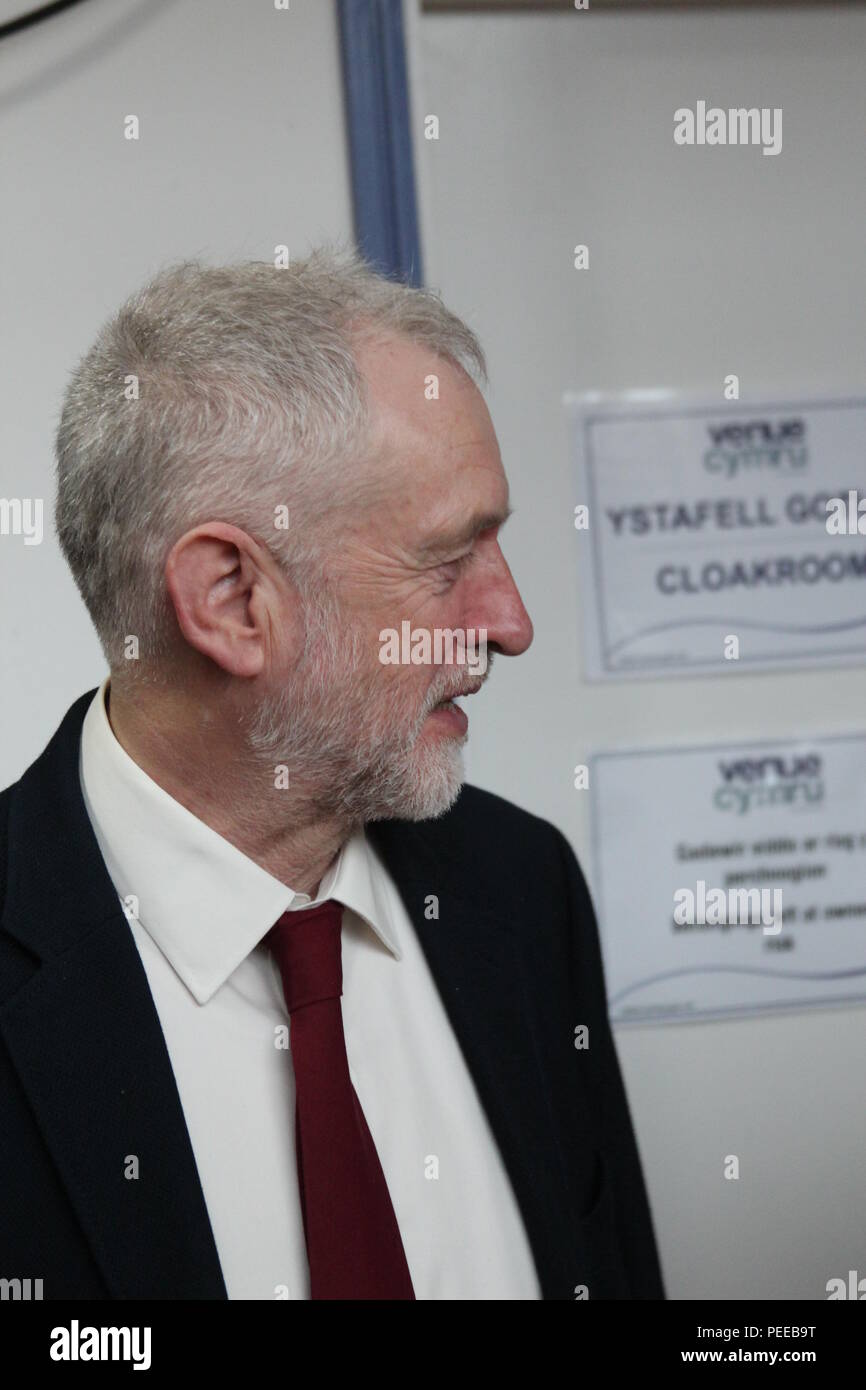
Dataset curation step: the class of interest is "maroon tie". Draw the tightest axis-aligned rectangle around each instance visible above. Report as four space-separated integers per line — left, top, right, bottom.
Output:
266 899 416 1300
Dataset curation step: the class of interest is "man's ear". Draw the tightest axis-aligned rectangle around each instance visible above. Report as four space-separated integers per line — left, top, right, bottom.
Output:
164 521 296 677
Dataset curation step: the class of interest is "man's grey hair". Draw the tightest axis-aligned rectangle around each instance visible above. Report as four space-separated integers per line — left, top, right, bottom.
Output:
54 242 487 681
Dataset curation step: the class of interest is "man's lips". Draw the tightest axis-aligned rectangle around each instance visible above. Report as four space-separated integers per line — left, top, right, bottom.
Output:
430 679 483 710
427 700 469 734
426 680 483 733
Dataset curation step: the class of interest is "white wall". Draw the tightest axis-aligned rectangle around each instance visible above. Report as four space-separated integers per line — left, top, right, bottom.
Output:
405 1 866 1299
0 0 352 784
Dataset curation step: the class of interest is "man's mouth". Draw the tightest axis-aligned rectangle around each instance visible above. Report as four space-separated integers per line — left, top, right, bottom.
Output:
431 680 483 711
426 680 483 734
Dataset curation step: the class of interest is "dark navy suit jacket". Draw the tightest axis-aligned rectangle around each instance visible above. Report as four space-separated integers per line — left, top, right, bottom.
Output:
0 691 665 1300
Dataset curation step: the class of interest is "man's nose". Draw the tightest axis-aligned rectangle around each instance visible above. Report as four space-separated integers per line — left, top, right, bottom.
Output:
473 549 534 657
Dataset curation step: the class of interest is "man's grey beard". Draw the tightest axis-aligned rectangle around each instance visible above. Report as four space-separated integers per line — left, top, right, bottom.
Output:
241 587 471 825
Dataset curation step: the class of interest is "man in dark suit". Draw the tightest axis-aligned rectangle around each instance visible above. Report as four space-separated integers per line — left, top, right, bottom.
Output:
0 249 664 1300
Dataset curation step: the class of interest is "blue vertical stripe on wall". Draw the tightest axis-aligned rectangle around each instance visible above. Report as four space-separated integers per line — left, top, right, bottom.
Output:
337 0 424 286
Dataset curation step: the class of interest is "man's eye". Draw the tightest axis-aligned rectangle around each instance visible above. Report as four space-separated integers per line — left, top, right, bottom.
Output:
439 551 474 582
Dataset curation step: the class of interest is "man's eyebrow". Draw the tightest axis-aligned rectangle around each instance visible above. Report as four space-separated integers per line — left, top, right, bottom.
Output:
417 504 513 559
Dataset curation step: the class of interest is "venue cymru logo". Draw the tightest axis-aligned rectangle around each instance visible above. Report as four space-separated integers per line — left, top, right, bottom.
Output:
702 418 807 479
713 753 823 816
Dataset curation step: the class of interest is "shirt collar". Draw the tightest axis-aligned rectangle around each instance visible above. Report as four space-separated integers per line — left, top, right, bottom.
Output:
78 678 402 1005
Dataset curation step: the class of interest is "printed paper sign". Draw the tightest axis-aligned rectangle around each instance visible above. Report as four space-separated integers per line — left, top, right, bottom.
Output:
568 392 866 680
590 733 866 1025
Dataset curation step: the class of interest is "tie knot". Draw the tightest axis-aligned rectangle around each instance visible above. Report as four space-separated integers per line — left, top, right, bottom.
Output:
266 899 344 1014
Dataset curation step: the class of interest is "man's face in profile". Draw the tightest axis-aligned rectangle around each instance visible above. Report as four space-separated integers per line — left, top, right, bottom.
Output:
246 332 534 826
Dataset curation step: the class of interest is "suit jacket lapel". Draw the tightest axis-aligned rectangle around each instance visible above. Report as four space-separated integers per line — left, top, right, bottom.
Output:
368 814 579 1300
0 691 227 1299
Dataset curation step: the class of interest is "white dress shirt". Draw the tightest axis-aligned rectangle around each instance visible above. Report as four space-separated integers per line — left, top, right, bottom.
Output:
77 678 541 1300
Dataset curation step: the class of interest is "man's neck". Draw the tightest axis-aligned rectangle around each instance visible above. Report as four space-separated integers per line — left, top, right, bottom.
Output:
105 683 349 897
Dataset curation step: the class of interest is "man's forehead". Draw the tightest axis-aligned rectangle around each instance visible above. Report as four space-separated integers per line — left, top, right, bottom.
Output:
378 426 510 558
355 329 489 451
354 326 470 391
352 329 507 505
